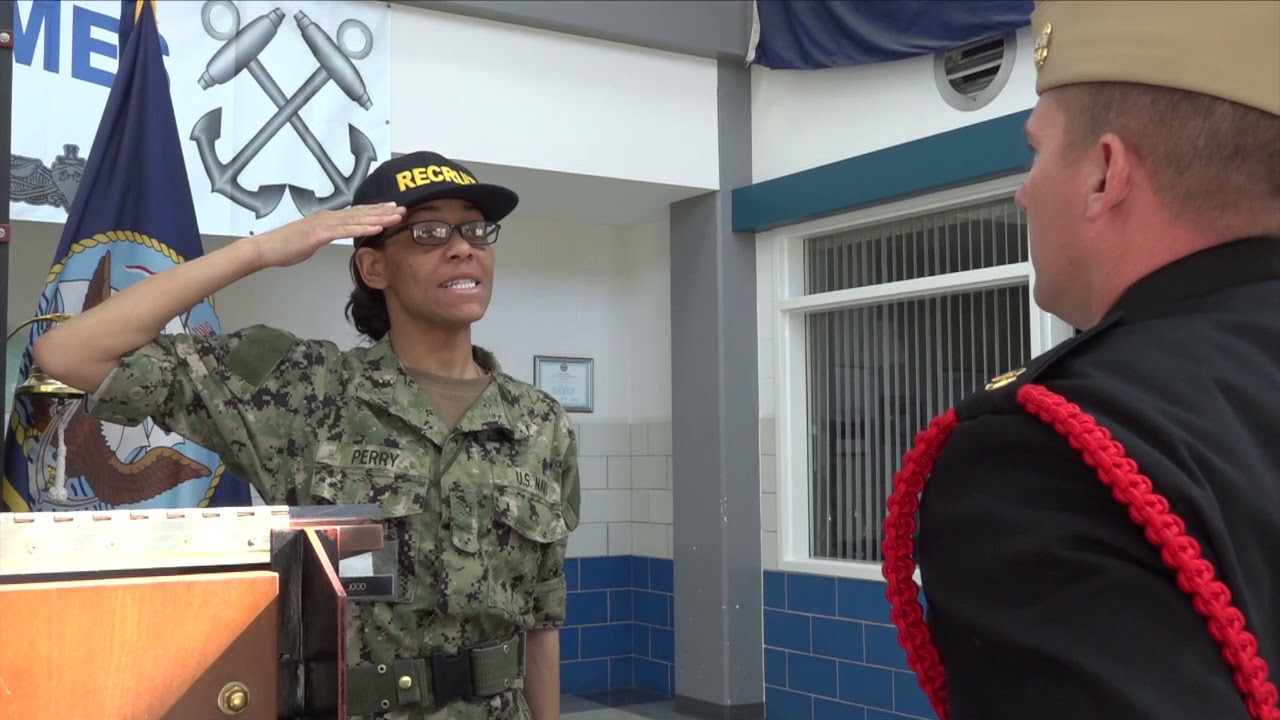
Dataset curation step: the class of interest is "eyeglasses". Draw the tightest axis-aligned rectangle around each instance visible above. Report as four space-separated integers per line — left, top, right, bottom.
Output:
401 220 501 246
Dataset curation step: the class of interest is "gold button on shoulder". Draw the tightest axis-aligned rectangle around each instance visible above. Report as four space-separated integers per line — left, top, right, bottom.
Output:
398 675 412 690
985 368 1025 391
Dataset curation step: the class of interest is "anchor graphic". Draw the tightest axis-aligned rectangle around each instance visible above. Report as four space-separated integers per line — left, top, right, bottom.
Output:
190 2 379 219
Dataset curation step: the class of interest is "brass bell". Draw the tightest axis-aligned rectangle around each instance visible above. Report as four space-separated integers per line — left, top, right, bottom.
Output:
7 313 85 400
14 366 85 399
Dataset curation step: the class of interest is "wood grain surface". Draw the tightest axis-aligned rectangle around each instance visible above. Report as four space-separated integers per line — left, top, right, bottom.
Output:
0 570 279 719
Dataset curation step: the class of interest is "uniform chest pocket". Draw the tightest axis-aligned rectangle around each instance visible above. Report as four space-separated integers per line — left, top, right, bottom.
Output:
486 469 570 617
309 444 437 609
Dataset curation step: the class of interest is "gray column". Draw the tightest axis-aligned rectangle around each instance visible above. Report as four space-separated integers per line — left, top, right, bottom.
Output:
669 58 761 720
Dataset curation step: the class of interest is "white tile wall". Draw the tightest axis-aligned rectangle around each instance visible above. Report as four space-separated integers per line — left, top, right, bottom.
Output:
758 340 776 420
630 424 650 455
607 457 631 488
633 523 672 559
582 489 632 523
759 487 777 533
578 456 609 490
760 417 779 571
757 238 780 572
631 456 668 489
648 422 673 456
760 449 777 494
577 423 632 457
631 490 650 522
568 521 609 558
568 420 675 560
648 490 673 525
608 522 633 555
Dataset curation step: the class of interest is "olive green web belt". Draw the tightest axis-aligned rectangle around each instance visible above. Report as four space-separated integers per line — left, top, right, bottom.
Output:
347 633 525 715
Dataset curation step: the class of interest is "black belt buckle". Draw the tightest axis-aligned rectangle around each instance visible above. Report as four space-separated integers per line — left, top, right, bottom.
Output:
431 651 474 705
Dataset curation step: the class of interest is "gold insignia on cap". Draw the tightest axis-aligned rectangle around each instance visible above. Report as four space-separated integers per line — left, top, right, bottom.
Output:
985 368 1025 391
1034 22 1052 69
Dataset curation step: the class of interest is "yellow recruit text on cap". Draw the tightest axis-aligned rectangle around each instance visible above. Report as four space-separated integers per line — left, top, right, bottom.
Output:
396 165 478 192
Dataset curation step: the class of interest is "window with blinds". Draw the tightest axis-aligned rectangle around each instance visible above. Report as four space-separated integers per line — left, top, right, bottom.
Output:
801 196 1033 563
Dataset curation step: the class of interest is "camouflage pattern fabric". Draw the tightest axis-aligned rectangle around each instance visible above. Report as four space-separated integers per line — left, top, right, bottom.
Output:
87 324 582 720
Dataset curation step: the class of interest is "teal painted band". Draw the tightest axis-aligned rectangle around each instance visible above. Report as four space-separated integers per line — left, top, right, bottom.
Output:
732 110 1033 233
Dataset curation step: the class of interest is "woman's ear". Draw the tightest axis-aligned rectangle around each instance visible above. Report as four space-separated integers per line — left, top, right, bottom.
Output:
353 246 389 290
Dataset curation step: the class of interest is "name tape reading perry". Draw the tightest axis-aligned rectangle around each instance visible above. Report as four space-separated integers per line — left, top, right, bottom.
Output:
349 447 401 469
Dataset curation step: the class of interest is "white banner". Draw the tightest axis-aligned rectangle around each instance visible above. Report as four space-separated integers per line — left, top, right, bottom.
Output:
11 0 392 238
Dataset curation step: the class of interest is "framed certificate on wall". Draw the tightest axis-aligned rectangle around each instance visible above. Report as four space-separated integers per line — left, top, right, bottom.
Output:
533 355 594 412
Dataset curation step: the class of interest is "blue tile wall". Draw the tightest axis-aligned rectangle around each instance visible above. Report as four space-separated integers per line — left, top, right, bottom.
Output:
763 570 937 720
561 556 676 696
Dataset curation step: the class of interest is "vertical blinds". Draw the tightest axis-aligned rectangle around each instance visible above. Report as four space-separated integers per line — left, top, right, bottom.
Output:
802 197 1032 562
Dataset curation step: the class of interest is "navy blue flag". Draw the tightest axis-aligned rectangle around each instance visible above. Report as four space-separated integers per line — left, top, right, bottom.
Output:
749 0 1034 70
2 0 253 512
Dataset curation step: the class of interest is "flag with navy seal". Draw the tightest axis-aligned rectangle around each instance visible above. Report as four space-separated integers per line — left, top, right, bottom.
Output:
1 0 253 512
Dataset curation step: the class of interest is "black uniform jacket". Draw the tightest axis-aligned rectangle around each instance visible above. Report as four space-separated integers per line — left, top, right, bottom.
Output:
917 235 1280 719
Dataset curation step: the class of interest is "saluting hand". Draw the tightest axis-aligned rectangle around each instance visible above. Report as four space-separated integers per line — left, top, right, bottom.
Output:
33 203 404 395
252 202 406 268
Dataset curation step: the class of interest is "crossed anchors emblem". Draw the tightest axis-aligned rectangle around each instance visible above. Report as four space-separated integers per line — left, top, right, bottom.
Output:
190 1 379 219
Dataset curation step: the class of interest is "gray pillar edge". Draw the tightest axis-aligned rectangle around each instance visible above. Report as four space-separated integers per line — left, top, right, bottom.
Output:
669 57 763 720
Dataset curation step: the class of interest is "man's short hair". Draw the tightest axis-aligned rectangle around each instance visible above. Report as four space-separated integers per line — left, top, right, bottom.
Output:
1055 83 1280 239
1028 0 1279 240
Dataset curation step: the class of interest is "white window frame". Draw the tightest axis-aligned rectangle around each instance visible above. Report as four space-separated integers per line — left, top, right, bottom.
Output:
762 173 1075 582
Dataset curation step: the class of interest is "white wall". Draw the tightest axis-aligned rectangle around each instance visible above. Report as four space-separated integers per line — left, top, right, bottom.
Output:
621 221 672 423
390 5 720 191
750 26 1038 183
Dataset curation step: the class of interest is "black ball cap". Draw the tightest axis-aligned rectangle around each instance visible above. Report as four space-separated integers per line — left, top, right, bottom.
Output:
351 151 519 235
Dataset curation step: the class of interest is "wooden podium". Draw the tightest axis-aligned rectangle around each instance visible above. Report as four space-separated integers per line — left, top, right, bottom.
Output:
0 505 386 719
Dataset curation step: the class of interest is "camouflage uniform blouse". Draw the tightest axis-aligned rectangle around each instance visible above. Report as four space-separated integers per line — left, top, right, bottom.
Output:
86 324 582 720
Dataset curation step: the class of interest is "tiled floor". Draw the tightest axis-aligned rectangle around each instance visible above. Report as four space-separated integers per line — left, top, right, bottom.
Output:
562 690 692 719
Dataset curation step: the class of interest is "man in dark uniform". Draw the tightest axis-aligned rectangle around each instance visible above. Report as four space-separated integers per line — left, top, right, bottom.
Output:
882 2 1280 719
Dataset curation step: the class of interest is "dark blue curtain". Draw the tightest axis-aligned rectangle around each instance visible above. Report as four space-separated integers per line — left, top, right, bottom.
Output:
752 0 1034 70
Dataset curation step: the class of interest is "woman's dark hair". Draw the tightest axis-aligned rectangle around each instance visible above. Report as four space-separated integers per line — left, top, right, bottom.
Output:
345 251 391 341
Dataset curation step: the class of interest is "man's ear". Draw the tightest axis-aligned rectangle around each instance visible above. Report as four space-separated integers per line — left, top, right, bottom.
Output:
1083 132 1134 222
353 246 389 290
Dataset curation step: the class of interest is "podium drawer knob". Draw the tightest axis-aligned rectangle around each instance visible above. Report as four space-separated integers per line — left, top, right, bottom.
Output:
218 682 250 715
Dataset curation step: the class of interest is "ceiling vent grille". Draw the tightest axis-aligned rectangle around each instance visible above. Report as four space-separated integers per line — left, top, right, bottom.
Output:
934 32 1017 111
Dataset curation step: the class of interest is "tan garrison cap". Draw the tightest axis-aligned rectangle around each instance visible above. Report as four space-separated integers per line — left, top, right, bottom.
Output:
1031 1 1280 115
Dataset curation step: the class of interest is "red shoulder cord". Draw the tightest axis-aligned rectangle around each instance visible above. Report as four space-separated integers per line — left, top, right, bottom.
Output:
882 383 1280 720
